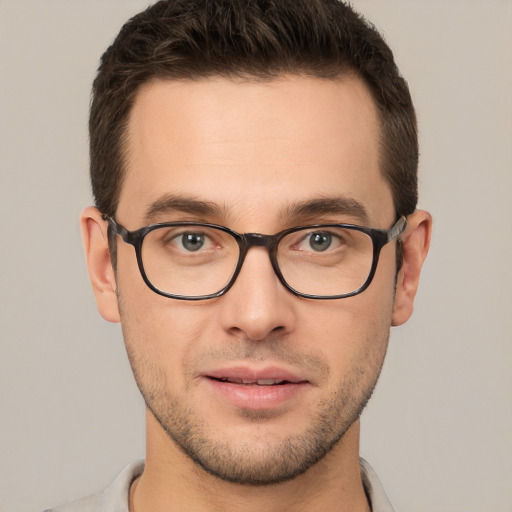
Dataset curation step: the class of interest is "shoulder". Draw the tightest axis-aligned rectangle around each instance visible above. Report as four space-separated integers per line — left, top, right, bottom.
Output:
359 458 395 512
43 460 145 512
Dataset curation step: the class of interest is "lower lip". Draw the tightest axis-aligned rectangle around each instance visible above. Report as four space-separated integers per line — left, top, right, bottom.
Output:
205 378 310 410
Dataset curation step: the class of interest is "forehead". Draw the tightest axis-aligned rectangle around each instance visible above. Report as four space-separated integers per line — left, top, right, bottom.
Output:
118 75 393 228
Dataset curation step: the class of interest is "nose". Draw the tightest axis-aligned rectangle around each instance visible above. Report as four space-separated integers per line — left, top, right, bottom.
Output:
218 246 296 341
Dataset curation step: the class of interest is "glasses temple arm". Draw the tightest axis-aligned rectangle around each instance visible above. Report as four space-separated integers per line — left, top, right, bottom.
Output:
387 216 407 242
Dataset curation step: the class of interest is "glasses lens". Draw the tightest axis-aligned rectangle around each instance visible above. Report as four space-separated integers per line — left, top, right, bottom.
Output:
141 225 239 297
277 226 374 297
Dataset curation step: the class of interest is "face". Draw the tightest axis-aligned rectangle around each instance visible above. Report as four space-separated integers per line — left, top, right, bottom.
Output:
90 75 406 484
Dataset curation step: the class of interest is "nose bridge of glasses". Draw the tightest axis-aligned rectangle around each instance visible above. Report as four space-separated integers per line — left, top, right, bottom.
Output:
237 232 280 275
233 232 282 292
242 232 275 249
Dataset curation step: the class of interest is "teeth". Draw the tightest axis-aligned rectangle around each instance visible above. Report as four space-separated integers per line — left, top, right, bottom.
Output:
256 379 283 386
220 377 242 383
218 377 285 385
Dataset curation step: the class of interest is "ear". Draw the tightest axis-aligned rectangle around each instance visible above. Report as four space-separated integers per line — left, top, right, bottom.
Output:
392 210 432 326
80 206 120 323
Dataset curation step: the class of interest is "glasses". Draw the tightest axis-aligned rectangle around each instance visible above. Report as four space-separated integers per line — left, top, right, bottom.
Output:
105 216 406 301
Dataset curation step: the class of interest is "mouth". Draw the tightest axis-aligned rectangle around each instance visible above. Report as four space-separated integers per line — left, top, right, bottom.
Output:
210 377 298 386
202 367 310 410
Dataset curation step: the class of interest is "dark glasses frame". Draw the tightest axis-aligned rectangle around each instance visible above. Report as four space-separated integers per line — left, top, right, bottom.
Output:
104 215 406 301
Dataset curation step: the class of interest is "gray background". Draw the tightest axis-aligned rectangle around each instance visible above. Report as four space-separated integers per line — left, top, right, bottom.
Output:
1 1 511 511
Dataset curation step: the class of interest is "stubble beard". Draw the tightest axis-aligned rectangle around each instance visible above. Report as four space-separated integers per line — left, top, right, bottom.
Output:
121 329 389 487
147 377 381 486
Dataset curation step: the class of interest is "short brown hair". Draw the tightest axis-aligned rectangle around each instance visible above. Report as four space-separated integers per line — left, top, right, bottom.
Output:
90 0 418 219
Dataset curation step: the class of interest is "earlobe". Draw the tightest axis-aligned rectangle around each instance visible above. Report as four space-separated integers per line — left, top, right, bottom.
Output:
392 210 432 326
80 206 121 323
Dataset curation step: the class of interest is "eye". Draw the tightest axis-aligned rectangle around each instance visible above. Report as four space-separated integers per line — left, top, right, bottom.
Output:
145 225 228 259
157 229 218 253
308 232 333 252
285 228 349 255
179 232 206 252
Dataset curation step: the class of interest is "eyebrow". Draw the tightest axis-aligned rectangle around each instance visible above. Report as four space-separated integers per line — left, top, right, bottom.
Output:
143 193 225 223
283 196 370 225
143 193 369 226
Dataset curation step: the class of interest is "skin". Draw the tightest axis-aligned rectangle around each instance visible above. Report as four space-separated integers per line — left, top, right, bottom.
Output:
82 75 431 512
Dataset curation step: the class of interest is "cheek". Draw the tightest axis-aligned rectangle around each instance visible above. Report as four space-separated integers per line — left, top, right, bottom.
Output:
116 273 212 394
297 284 394 377
116 242 211 343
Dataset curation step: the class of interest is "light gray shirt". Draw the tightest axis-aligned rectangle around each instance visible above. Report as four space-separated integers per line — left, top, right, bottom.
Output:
45 458 394 512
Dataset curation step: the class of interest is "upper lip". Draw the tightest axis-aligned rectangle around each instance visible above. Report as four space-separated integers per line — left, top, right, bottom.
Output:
203 366 308 385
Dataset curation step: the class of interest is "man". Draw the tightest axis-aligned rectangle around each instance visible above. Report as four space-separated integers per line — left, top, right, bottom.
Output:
48 0 431 510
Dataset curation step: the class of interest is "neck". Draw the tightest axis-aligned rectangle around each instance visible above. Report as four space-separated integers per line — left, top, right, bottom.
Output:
130 411 371 512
